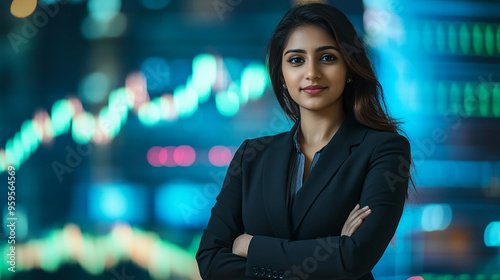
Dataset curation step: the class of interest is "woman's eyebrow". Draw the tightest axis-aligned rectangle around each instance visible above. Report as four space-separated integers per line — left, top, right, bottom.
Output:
284 45 339 55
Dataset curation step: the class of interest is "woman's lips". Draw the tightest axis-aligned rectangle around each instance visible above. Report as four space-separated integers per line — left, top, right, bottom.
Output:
302 86 326 94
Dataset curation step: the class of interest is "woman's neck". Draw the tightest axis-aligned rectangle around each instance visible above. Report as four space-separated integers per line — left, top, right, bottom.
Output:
298 108 346 147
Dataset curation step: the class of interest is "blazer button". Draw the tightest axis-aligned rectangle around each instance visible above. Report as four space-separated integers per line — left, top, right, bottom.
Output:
278 270 284 279
259 267 265 277
266 268 272 277
272 269 278 278
253 267 259 276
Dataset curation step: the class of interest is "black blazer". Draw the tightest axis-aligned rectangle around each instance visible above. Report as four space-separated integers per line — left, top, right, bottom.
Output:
196 115 411 279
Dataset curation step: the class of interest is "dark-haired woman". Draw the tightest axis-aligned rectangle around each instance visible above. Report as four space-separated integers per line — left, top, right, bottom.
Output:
196 3 412 279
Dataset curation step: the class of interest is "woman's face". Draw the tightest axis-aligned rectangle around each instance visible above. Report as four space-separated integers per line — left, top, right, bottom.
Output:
282 25 348 115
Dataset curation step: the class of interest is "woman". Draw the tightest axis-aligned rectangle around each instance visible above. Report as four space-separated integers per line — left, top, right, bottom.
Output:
196 3 412 279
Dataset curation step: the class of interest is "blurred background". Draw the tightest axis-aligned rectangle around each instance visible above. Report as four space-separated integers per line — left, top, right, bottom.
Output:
1 0 499 279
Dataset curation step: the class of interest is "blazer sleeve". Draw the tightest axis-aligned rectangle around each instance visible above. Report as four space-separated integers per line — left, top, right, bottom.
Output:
196 139 250 279
245 133 411 279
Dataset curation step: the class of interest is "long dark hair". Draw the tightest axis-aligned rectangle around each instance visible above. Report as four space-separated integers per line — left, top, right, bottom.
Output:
267 2 400 133
267 3 416 197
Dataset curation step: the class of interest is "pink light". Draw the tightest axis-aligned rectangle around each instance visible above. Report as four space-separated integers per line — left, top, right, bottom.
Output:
68 96 83 116
148 145 196 167
407 277 424 280
125 72 150 113
221 146 233 164
93 119 112 144
34 109 54 144
174 145 196 166
209 145 232 167
163 146 177 167
158 147 168 165
147 146 163 167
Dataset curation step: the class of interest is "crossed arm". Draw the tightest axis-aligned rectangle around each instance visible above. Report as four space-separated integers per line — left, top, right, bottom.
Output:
232 203 372 257
196 134 410 279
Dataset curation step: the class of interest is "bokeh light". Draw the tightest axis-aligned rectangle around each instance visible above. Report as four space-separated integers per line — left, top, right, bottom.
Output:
208 145 233 167
10 0 37 18
89 184 147 223
173 145 196 166
87 0 121 22
155 183 214 228
421 204 453 232
147 146 196 167
484 221 500 247
241 62 268 100
147 146 164 167
78 72 110 103
215 90 240 117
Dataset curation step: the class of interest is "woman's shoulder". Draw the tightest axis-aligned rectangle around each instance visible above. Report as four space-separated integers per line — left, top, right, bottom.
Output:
232 129 291 158
363 127 410 152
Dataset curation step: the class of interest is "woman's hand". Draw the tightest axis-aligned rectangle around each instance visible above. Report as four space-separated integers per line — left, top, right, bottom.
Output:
232 233 253 258
341 204 372 237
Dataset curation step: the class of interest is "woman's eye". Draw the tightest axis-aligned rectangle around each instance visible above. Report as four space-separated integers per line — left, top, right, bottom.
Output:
321 54 337 62
288 57 304 64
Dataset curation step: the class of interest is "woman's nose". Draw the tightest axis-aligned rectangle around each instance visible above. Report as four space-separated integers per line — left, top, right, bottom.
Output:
305 61 321 80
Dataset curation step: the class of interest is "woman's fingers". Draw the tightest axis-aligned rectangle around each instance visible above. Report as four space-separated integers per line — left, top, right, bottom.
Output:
346 206 370 226
341 205 372 237
347 219 362 236
347 208 371 235
344 205 370 226
345 205 364 225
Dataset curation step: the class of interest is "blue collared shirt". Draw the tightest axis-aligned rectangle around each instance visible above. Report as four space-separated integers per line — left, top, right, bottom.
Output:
287 124 326 209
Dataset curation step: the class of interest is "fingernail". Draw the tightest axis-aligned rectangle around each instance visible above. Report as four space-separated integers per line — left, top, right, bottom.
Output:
362 206 369 210
355 204 360 209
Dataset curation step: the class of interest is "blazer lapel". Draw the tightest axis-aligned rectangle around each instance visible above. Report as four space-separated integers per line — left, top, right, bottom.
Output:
291 115 369 233
262 121 299 239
